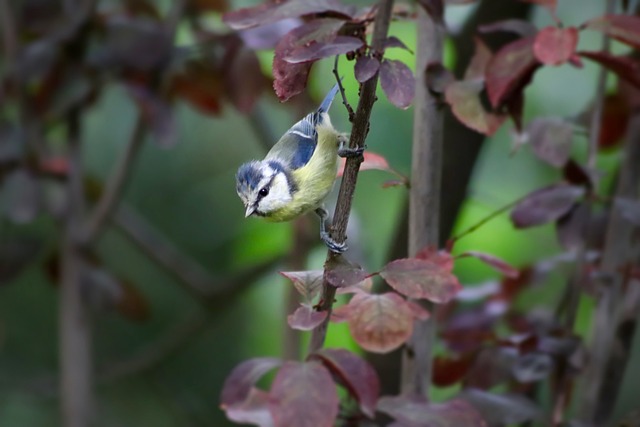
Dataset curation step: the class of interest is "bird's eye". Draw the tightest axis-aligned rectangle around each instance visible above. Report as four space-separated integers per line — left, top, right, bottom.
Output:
259 187 269 197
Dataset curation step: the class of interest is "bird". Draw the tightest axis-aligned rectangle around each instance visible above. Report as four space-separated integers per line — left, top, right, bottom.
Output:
235 82 361 253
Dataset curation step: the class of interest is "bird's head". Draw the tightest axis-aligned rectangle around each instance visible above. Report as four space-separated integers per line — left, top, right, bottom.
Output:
235 160 295 217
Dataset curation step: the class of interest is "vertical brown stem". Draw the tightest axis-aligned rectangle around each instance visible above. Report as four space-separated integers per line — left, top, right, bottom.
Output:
307 0 395 354
400 5 445 397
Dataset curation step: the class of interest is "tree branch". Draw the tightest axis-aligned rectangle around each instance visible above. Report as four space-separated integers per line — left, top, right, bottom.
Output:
400 5 445 398
79 117 146 245
60 109 93 427
307 0 395 354
580 103 640 425
113 203 281 300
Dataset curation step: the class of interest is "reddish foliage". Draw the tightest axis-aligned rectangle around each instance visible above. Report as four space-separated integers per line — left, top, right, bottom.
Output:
461 388 543 425
464 37 493 80
433 352 476 387
583 14 640 50
445 79 506 136
459 251 520 278
288 304 328 330
280 270 324 301
273 31 314 101
485 37 541 108
533 26 579 66
342 292 422 353
354 55 380 83
268 361 339 427
222 0 355 30
171 60 223 116
324 256 368 288
578 51 640 89
598 93 630 149
220 357 283 407
381 257 462 303
380 59 416 109
282 19 362 63
526 117 574 167
511 184 586 228
378 395 486 427
337 151 390 177
311 348 380 418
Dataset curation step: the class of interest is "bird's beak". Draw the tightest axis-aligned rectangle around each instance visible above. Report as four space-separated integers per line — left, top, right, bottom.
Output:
245 205 256 217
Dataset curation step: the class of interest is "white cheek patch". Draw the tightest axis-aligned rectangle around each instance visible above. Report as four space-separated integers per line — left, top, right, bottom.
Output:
258 173 292 213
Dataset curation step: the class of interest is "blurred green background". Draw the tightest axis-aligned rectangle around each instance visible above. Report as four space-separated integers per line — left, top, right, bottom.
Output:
1 0 638 426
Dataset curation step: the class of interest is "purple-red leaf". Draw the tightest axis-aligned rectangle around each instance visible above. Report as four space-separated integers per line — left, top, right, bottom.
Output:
511 184 586 228
461 388 543 426
288 304 328 330
345 292 422 353
222 0 355 30
223 36 265 114
486 37 540 108
445 79 506 136
583 14 640 50
273 31 313 101
383 36 413 53
460 251 519 279
311 348 380 418
337 150 391 177
285 36 363 63
268 361 339 427
378 395 486 427
556 202 589 250
225 387 275 427
354 55 380 83
465 37 493 80
380 258 462 303
221 358 283 407
324 256 368 288
526 117 574 167
380 59 415 109
478 19 538 38
128 84 177 148
280 270 324 301
578 51 640 89
533 26 579 66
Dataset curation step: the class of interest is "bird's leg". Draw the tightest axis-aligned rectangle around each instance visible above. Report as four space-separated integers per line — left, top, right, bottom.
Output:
315 206 348 253
337 134 364 158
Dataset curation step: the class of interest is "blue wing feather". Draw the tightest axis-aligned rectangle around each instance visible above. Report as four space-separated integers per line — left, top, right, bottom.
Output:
266 83 340 170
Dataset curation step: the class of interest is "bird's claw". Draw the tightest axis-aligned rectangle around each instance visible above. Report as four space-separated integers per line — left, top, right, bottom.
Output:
320 231 348 254
338 145 365 159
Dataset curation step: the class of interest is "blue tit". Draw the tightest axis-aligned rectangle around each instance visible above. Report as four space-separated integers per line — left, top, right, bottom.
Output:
236 83 362 253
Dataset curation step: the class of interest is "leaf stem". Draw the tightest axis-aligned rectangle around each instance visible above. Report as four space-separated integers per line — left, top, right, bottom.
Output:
308 0 395 355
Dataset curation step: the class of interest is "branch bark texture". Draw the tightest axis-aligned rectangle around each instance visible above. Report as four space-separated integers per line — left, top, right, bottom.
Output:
401 5 445 397
307 0 395 354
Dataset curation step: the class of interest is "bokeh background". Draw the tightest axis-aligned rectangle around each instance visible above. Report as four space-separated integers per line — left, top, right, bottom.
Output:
1 0 638 426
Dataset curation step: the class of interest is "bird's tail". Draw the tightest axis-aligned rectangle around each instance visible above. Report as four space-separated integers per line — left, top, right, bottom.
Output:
317 82 341 114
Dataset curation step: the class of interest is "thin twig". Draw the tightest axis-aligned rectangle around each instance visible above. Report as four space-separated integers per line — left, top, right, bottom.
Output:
401 3 446 397
113 203 282 301
248 102 279 151
79 117 146 245
333 55 355 122
307 0 395 354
